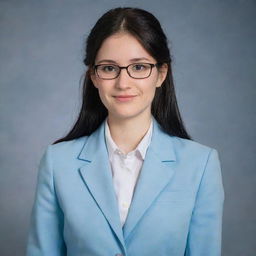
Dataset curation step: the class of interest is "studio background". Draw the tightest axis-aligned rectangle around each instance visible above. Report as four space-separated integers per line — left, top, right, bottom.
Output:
0 0 255 255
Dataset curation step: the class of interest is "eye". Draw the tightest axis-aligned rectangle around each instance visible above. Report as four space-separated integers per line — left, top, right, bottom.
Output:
132 64 149 72
100 65 117 73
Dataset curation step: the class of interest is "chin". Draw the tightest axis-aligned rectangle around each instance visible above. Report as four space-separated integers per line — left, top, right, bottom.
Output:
109 109 150 121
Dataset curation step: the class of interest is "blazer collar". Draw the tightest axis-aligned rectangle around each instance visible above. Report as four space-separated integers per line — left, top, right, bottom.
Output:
149 117 176 161
104 117 153 161
77 117 177 250
78 117 176 162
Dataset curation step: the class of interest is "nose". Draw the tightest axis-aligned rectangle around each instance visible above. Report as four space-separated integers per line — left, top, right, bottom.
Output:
115 68 132 90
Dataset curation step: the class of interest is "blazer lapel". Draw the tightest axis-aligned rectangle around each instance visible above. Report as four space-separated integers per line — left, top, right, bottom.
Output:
77 121 126 250
122 118 177 240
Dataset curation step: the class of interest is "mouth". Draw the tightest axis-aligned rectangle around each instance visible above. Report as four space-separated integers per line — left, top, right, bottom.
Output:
114 95 137 102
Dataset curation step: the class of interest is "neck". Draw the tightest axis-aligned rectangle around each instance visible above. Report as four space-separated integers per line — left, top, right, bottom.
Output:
107 113 152 154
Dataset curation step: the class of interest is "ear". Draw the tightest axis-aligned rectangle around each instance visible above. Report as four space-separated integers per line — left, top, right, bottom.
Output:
89 68 98 88
156 63 168 88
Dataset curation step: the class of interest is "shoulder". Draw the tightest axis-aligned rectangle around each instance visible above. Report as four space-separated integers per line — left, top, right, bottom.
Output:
44 136 88 165
152 119 218 164
170 136 219 166
173 136 214 153
50 136 88 151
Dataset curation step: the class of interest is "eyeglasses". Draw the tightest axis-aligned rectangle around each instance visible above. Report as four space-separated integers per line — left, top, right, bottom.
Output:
93 63 159 80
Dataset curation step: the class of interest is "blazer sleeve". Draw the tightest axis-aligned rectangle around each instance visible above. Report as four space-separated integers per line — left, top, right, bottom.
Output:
185 149 225 256
26 146 66 256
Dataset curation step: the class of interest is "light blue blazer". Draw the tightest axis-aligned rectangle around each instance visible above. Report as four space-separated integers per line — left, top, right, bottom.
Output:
26 118 224 256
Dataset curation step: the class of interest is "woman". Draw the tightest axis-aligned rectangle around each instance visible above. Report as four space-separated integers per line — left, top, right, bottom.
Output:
26 7 224 256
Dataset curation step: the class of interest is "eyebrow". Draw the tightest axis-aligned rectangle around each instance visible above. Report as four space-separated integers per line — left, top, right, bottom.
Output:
96 57 151 64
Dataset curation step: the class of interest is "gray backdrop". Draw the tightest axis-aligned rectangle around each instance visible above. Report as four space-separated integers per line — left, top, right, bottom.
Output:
0 0 255 255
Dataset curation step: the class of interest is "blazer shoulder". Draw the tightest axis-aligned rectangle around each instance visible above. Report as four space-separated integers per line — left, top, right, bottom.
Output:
45 136 88 162
171 136 219 162
175 136 215 151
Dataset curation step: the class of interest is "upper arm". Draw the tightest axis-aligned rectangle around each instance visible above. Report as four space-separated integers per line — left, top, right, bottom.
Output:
26 146 66 256
185 149 225 256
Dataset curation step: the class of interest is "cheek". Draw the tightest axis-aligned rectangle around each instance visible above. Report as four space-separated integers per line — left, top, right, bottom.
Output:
97 87 108 102
94 80 109 96
142 81 158 99
147 88 157 104
96 84 113 107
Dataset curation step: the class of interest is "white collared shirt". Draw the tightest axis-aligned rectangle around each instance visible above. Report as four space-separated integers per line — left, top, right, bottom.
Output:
104 118 153 227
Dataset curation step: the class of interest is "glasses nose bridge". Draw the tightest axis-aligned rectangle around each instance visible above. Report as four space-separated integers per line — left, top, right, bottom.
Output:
117 65 131 78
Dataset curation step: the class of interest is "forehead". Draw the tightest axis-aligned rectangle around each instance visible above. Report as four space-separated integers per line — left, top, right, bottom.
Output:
95 32 155 63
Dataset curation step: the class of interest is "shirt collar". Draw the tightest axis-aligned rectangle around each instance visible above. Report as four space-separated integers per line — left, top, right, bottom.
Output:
104 117 153 161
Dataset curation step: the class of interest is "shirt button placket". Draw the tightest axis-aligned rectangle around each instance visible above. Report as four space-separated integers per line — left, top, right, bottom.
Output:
122 202 128 209
125 166 130 172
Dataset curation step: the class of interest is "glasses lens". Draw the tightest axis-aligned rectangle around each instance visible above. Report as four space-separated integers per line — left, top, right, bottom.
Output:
128 63 152 78
96 65 119 79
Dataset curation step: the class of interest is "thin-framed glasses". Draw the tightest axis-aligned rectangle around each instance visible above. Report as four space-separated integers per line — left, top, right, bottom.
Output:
93 63 159 80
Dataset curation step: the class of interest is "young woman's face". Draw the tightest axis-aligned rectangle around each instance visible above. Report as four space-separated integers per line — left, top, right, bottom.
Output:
90 32 168 122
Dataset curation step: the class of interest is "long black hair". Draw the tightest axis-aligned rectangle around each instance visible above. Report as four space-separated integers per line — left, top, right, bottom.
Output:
53 7 192 144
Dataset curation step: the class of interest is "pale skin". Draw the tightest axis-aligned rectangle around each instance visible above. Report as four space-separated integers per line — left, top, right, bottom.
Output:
90 32 168 154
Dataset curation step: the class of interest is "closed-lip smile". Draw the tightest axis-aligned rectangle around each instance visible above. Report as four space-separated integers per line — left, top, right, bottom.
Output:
114 95 136 97
114 95 137 102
